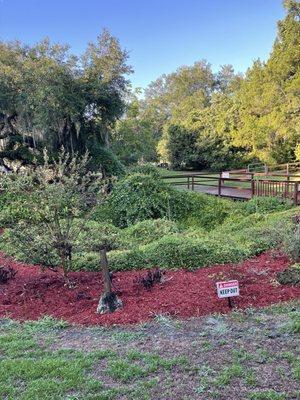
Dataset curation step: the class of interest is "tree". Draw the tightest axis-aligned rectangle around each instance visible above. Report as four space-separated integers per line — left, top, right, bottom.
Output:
111 96 157 164
0 150 103 279
0 30 132 172
232 0 300 163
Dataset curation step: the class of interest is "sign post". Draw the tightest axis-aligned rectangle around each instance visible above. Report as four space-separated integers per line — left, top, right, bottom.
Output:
216 280 239 308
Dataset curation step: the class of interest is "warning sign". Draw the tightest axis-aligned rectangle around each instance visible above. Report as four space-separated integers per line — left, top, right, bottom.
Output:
216 280 239 298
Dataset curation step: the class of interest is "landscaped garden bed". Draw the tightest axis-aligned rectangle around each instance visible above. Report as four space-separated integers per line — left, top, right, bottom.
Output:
1 250 299 325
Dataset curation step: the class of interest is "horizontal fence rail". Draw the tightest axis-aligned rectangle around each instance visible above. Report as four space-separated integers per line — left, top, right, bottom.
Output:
161 173 300 205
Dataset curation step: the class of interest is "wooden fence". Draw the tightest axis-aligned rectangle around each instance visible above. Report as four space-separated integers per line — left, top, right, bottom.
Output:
161 173 300 205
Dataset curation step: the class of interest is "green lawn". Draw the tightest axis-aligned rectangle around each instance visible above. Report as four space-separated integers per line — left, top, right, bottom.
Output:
0 302 299 400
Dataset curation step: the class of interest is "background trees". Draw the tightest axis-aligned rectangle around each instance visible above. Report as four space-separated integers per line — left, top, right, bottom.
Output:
114 0 299 170
0 1 299 172
0 30 132 173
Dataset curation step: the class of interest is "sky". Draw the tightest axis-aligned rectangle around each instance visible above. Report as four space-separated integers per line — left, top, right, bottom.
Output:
0 0 285 89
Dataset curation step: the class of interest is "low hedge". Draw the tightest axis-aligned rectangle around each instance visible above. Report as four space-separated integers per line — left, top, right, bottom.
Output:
120 218 179 247
107 209 296 272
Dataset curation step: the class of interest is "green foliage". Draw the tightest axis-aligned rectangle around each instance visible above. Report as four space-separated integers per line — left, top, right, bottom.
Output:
165 124 199 169
109 235 248 271
87 142 125 177
0 151 107 276
107 174 175 227
173 191 239 230
120 218 179 247
283 223 300 263
241 196 293 215
127 164 160 177
0 29 131 169
108 209 296 271
248 390 286 400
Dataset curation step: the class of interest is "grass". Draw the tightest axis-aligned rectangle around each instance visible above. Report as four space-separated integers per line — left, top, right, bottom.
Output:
0 301 299 399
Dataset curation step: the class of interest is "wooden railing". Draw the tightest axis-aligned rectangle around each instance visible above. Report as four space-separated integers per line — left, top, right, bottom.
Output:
161 173 300 205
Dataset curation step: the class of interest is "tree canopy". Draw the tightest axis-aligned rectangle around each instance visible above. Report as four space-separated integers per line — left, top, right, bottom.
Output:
0 30 132 172
111 1 300 170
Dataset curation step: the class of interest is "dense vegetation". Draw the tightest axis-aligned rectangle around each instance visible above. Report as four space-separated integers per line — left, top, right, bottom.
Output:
1 2 299 174
112 1 300 170
0 29 131 175
0 162 298 274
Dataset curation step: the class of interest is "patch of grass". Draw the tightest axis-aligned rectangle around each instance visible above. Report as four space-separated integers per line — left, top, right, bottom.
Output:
23 315 69 332
110 331 145 343
245 368 258 387
289 312 300 333
248 390 286 400
106 359 146 383
215 363 244 387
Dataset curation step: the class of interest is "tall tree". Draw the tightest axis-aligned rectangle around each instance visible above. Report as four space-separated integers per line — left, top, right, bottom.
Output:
0 30 132 171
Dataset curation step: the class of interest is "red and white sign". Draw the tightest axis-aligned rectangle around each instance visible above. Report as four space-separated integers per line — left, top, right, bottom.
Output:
216 280 239 298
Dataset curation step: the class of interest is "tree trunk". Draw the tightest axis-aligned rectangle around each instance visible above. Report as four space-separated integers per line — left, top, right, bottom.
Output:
96 247 123 314
100 248 111 293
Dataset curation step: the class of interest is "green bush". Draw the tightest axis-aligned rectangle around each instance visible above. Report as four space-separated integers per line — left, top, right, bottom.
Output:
72 252 99 271
87 142 125 177
106 174 240 230
108 209 297 271
241 196 293 215
127 164 160 177
109 235 249 271
107 174 176 227
120 218 179 247
72 219 121 252
172 190 240 230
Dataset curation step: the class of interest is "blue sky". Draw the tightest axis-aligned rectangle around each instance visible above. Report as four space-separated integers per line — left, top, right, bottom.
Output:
0 0 284 88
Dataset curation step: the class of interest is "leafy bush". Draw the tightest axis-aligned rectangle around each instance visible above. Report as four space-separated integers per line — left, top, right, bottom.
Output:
277 264 300 286
120 218 179 247
107 174 240 230
127 164 160 177
72 252 99 271
283 223 300 263
107 174 175 227
87 142 125 177
72 219 121 252
108 209 296 271
109 235 249 271
241 196 293 215
172 190 240 230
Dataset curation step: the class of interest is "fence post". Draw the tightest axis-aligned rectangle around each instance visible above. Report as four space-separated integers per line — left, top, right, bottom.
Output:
286 163 289 176
264 164 268 175
218 173 222 196
251 174 255 198
294 182 298 205
187 176 190 190
192 175 194 191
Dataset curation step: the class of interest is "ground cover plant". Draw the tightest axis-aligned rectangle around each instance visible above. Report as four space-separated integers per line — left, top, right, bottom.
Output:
0 302 299 399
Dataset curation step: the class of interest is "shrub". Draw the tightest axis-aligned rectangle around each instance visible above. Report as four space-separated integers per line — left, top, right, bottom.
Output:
172 190 240 230
107 174 175 227
127 164 160 177
72 219 121 252
277 264 300 286
108 209 297 272
120 218 179 247
72 252 99 271
241 196 293 215
107 173 241 230
283 223 300 263
87 142 125 177
109 235 249 271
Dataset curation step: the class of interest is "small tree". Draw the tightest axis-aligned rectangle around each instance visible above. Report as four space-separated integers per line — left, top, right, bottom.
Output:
0 149 103 279
1 149 123 313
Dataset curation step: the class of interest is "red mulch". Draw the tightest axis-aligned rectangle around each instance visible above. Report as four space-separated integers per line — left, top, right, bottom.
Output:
0 251 299 325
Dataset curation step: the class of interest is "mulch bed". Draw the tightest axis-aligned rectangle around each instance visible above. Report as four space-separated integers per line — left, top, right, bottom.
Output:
0 250 299 325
